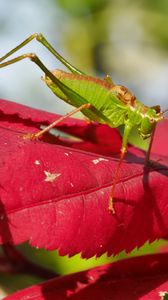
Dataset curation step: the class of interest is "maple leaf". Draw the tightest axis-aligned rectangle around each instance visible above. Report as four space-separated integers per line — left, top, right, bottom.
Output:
0 99 168 258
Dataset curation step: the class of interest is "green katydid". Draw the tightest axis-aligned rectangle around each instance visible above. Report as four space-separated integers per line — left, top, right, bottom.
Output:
0 33 166 213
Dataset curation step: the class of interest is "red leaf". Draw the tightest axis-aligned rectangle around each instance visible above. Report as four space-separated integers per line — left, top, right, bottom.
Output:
0 98 122 155
4 253 168 299
151 119 168 156
0 99 168 258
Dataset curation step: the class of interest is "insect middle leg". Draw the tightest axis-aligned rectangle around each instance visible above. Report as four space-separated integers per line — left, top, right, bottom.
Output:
109 122 133 213
25 103 91 140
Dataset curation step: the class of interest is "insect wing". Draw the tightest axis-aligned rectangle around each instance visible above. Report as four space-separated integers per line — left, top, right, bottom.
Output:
44 70 128 127
102 93 128 127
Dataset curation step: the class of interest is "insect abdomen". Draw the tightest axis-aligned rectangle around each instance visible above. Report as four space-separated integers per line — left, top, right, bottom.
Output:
44 70 128 127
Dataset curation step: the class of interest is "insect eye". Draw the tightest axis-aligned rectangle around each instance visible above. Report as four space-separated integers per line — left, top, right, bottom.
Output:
150 118 155 124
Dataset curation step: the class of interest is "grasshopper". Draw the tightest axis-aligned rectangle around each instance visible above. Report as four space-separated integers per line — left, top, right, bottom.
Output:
0 33 166 213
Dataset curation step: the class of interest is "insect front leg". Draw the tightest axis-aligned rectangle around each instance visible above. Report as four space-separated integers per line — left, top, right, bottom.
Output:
144 124 156 166
109 122 133 214
145 108 167 166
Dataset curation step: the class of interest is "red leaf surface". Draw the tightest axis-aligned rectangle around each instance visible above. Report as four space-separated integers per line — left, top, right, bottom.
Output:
0 99 168 258
4 253 168 300
151 119 168 156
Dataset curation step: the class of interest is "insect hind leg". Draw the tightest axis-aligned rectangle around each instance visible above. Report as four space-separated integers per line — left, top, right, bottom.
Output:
0 33 83 75
0 52 64 87
0 52 93 139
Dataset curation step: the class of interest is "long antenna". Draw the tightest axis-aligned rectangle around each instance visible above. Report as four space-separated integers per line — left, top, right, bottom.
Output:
163 108 168 115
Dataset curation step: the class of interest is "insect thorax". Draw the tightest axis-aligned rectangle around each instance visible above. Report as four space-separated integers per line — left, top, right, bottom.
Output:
110 84 163 139
110 85 136 106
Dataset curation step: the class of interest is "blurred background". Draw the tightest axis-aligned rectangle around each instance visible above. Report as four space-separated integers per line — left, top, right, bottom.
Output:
0 0 168 296
1 0 168 113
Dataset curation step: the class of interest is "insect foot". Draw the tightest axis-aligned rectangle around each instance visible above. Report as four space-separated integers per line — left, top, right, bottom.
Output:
22 133 40 140
108 196 116 214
